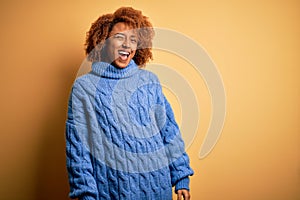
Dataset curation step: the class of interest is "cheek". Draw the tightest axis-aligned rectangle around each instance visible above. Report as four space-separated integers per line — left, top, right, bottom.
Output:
131 50 136 58
107 43 119 59
133 43 138 51
113 39 125 48
108 40 121 51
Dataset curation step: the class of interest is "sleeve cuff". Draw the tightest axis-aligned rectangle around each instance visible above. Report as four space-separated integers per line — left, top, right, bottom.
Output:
175 177 190 193
80 195 96 200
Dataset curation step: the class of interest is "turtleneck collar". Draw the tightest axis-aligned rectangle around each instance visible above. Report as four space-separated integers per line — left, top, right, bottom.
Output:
91 60 139 79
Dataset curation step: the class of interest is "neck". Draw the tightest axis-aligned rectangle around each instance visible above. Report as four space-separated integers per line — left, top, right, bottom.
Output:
91 60 138 79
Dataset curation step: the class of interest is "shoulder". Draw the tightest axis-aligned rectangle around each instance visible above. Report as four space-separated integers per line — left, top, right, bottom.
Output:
71 73 100 97
137 68 161 84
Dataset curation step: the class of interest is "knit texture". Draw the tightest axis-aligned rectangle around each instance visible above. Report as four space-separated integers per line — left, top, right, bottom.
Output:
66 60 194 200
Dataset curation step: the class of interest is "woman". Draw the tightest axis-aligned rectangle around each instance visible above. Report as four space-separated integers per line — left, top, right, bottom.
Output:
66 7 194 200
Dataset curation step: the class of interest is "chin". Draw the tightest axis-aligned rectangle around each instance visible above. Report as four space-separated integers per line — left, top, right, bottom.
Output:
112 60 129 68
112 57 134 68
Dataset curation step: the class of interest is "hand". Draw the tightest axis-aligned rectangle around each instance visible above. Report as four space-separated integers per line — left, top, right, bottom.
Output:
176 189 191 200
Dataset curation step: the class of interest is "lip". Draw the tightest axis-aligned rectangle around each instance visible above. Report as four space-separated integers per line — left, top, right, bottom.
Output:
118 50 130 55
117 49 131 61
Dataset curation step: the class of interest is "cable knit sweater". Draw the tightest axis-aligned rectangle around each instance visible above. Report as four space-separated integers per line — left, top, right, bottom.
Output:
66 60 194 200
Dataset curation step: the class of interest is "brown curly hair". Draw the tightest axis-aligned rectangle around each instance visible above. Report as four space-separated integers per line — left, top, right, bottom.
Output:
85 7 154 67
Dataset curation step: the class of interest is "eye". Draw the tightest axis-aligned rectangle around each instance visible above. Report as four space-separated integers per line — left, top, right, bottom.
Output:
114 34 125 41
130 36 137 44
131 38 137 44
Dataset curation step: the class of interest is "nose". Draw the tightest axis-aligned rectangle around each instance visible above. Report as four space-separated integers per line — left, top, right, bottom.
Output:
122 37 130 48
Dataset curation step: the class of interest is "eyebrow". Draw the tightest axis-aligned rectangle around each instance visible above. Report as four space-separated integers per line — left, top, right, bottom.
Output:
114 32 137 38
114 33 125 36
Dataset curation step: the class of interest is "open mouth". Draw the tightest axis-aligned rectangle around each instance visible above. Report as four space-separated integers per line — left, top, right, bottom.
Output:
118 50 130 61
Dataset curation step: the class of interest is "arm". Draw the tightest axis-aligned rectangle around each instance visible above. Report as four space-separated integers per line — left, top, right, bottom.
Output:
152 75 193 196
66 82 98 200
150 72 194 197
162 97 194 192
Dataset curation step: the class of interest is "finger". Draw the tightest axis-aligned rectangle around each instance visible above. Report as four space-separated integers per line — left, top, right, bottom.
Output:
182 190 191 200
177 190 183 200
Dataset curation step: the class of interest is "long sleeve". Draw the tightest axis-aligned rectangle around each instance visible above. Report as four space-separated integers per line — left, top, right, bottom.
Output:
153 74 194 192
162 96 194 192
66 65 194 199
65 82 98 200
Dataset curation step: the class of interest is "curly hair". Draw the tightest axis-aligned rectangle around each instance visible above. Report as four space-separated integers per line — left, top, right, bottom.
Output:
85 7 155 67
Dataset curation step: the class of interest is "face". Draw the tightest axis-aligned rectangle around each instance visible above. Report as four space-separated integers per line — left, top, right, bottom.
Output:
105 22 138 68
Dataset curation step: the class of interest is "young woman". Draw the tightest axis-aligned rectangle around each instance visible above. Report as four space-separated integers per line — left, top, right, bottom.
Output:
66 7 194 200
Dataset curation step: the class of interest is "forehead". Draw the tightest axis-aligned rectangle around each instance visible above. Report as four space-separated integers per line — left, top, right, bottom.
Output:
110 22 137 35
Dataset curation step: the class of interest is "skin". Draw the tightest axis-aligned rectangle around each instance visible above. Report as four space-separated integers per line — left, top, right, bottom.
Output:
105 22 192 200
73 23 192 200
104 22 138 68
177 189 191 200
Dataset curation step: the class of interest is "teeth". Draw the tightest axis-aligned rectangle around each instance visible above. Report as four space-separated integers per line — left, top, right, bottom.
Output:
119 50 130 55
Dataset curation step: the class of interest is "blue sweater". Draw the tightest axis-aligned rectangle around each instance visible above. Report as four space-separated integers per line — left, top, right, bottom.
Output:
66 60 194 200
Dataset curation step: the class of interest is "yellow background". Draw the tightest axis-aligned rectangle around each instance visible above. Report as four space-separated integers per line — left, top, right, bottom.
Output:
0 1 299 199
